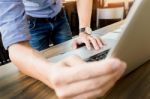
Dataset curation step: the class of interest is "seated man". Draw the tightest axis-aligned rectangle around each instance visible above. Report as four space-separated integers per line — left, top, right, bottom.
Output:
0 0 126 98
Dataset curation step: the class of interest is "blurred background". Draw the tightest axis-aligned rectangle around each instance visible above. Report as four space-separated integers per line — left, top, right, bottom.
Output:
0 0 134 66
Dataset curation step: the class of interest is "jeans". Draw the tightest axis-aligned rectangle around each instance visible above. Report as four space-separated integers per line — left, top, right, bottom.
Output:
28 9 72 51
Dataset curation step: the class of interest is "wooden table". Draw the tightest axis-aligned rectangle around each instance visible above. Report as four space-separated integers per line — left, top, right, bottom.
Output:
0 21 150 99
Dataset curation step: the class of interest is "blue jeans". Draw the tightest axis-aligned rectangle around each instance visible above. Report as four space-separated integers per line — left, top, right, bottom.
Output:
28 9 72 51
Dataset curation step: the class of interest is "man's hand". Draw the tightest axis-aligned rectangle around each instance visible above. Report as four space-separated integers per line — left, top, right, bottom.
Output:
72 32 104 50
9 42 126 99
48 56 126 99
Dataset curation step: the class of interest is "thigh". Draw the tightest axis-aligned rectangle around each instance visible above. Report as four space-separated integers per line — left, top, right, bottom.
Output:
28 19 51 51
52 10 72 44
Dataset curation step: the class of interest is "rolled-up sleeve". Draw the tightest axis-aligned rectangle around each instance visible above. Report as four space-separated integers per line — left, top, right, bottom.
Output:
0 0 30 49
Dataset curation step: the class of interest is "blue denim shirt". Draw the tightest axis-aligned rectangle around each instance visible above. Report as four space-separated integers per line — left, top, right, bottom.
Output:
0 0 61 49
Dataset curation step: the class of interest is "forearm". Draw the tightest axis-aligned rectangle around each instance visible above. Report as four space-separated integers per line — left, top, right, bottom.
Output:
8 41 53 88
77 0 93 28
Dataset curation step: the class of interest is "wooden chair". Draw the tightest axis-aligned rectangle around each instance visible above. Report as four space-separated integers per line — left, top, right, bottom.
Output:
107 2 125 8
96 7 124 28
107 2 126 18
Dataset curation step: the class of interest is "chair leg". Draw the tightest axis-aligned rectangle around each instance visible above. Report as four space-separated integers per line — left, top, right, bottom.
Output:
96 9 99 28
96 18 99 28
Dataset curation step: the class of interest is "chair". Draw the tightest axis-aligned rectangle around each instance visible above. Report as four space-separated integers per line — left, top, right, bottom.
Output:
96 7 124 28
107 2 125 8
0 34 10 66
107 2 126 17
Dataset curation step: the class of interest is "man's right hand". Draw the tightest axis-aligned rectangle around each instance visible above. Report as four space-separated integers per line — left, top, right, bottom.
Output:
48 55 126 99
8 42 126 99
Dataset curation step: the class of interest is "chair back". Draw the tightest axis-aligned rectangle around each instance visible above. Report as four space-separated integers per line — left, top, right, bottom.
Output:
107 2 125 8
96 7 124 28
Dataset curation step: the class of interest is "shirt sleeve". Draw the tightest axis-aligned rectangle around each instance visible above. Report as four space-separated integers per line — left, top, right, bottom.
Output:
0 0 30 49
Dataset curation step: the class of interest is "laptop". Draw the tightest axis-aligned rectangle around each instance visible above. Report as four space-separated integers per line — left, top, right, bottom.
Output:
48 0 150 75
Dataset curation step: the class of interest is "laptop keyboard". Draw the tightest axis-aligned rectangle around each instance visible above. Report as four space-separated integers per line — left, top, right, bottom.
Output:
86 49 110 62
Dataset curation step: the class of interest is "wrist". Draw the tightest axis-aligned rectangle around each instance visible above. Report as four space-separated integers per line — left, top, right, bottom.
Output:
79 27 92 35
79 32 89 36
35 60 52 84
40 62 56 89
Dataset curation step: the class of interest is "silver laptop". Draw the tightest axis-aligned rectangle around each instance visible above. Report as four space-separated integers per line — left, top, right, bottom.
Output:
48 0 150 75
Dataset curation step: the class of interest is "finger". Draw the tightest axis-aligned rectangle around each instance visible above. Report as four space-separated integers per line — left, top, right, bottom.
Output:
99 37 105 45
112 62 127 81
57 63 126 98
101 38 107 45
62 58 126 84
95 37 104 48
89 36 100 50
70 89 104 99
72 77 117 99
62 55 86 66
65 89 101 99
83 38 92 50
96 62 126 96
72 39 78 49
93 62 127 98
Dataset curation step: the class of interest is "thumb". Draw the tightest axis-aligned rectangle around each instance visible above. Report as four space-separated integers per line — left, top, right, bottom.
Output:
72 38 83 49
